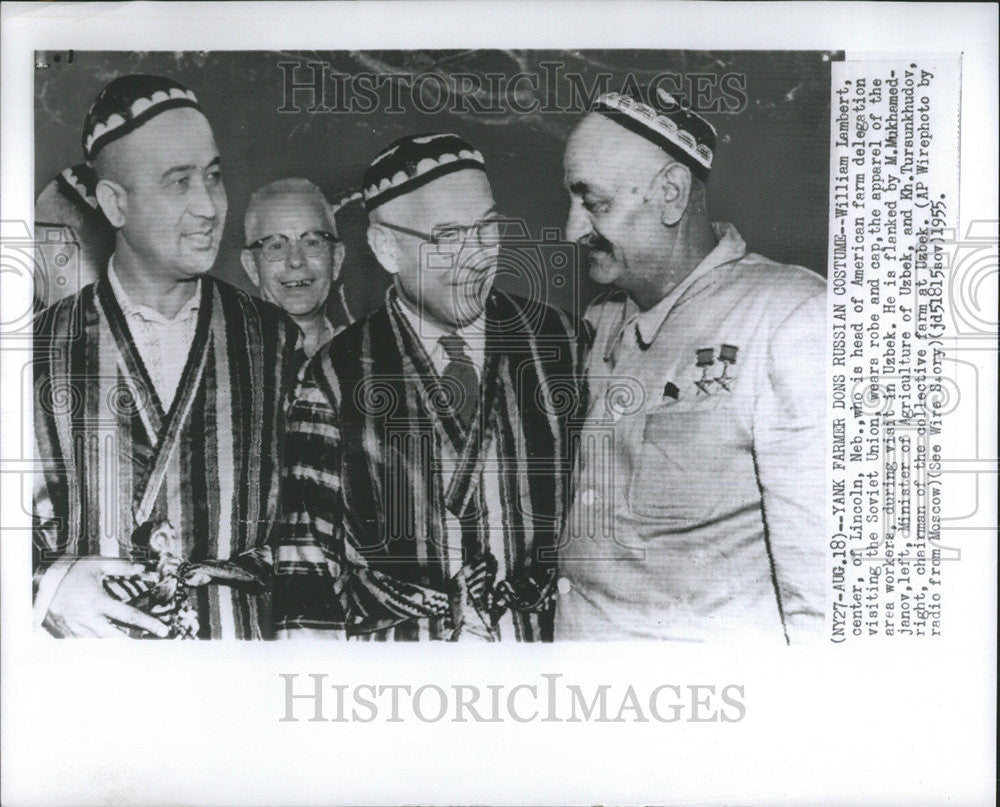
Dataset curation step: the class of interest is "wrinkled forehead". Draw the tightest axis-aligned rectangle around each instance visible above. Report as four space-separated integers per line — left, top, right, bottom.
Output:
249 191 332 239
564 112 665 186
98 107 218 179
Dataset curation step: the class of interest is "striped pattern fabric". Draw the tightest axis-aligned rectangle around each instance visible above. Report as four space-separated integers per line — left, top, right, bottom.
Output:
275 287 582 641
33 274 301 639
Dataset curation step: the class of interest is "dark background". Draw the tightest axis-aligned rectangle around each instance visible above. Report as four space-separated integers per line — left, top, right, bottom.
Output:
35 50 834 319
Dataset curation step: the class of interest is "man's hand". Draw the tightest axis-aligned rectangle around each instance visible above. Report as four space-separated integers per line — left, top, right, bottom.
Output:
42 558 171 638
449 555 498 641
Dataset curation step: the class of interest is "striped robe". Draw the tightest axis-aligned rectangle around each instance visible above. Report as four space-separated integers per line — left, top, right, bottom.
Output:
33 274 301 639
275 288 581 640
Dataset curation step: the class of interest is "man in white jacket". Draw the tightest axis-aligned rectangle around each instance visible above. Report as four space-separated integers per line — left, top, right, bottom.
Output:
556 90 826 643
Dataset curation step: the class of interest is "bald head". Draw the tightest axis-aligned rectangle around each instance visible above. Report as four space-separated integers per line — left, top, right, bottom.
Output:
92 106 227 282
244 178 338 244
92 141 128 186
565 113 707 213
563 111 713 308
93 107 215 187
567 113 676 187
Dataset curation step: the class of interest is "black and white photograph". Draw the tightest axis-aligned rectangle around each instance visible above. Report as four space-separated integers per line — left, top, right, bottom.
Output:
1 3 996 805
29 48 832 643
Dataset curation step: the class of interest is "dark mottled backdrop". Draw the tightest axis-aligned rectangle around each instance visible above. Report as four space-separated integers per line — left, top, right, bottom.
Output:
35 50 834 318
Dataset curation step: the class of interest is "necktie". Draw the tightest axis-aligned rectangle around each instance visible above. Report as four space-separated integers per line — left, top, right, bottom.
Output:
439 333 479 429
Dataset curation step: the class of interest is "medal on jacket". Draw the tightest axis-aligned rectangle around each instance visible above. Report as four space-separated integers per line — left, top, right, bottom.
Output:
694 348 716 395
694 345 740 396
715 344 739 391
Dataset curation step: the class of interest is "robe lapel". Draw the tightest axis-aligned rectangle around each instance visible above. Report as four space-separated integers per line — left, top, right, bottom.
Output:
386 290 469 455
95 276 165 439
385 290 545 523
442 292 518 516
443 346 500 517
96 276 215 528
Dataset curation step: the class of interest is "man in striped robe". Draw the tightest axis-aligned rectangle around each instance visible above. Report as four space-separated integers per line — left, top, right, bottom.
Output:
275 133 581 640
33 75 300 639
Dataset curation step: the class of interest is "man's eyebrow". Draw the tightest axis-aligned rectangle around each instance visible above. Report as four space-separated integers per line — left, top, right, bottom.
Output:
161 157 221 181
569 181 590 196
432 204 498 229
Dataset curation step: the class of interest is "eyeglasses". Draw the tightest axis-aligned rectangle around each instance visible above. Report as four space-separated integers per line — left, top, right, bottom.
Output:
246 230 338 262
377 208 511 247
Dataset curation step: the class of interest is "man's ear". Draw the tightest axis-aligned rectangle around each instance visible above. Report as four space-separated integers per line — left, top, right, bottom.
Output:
330 241 346 282
239 249 261 287
656 162 692 227
95 179 127 229
366 223 400 275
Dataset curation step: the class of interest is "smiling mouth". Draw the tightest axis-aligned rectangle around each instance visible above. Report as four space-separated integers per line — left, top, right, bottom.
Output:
185 231 215 247
280 279 314 289
583 232 612 252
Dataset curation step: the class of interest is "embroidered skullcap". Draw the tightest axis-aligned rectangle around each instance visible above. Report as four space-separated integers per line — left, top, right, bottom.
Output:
36 162 112 235
55 163 100 212
362 132 486 213
593 88 717 181
82 74 202 162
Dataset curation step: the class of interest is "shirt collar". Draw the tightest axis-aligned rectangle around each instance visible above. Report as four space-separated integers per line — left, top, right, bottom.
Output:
107 255 201 325
627 222 746 347
300 316 339 358
392 285 487 363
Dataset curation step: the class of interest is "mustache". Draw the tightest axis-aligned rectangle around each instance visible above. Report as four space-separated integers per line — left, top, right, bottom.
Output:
578 231 614 255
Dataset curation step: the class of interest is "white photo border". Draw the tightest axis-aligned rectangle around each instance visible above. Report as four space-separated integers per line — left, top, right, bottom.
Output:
1 3 996 806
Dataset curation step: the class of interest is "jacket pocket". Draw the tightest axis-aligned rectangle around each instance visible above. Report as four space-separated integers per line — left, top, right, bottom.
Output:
626 404 733 522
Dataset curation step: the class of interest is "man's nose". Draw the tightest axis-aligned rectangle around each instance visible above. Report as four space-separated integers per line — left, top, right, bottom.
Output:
188 176 219 220
458 241 497 272
285 240 305 268
564 202 590 244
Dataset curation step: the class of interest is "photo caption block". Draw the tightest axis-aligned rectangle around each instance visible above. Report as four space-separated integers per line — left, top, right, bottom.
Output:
828 57 960 641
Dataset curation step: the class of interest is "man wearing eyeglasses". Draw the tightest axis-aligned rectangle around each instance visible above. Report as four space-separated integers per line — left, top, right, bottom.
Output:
275 132 582 641
241 178 352 357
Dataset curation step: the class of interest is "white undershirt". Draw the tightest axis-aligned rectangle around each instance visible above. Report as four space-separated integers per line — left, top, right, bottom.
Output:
394 290 486 375
107 257 201 411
